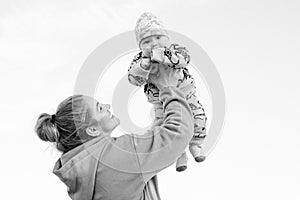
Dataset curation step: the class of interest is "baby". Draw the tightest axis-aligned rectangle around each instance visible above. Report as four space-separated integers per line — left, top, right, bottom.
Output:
128 12 207 172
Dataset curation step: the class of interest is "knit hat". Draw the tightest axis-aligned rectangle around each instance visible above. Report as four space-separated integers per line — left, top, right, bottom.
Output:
135 12 168 47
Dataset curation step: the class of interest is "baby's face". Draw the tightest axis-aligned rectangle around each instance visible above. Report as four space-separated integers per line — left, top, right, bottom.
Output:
140 35 170 56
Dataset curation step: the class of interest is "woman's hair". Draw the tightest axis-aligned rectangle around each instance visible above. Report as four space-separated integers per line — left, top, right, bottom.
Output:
35 95 92 153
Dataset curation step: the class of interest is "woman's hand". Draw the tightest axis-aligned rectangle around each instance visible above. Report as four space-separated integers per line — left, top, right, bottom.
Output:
148 65 181 90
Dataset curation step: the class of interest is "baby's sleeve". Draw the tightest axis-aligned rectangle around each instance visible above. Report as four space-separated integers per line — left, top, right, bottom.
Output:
128 52 151 87
164 43 191 69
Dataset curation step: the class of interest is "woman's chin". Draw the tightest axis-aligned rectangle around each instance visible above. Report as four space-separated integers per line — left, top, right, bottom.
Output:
115 120 120 127
112 116 120 127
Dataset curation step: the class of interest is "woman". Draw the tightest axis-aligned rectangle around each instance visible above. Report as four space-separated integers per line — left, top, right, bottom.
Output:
35 65 194 200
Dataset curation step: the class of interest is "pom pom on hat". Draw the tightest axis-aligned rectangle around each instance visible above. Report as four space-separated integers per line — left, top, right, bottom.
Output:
135 12 168 47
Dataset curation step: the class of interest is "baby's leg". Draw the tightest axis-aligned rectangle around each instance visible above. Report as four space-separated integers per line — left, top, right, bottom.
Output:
177 75 207 161
144 83 163 126
144 83 188 171
187 91 207 162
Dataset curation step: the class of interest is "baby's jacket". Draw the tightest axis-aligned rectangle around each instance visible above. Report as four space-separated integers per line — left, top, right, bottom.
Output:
128 43 191 87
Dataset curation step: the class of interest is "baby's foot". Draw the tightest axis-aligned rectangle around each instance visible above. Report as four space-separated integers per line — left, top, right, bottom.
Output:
176 152 188 172
189 145 206 162
176 166 187 172
195 155 206 162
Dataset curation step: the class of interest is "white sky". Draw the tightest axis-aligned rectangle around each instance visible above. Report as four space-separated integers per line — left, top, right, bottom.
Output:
0 0 300 199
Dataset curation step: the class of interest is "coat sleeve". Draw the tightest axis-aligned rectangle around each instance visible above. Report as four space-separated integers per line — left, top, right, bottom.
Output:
114 86 194 182
128 51 152 87
137 86 194 181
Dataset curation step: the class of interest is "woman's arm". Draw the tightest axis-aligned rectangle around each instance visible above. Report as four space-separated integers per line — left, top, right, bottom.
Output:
133 86 194 181
110 85 193 182
105 65 193 182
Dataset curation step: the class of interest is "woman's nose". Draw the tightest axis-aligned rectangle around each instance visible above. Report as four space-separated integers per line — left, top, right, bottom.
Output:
104 104 111 110
100 104 110 111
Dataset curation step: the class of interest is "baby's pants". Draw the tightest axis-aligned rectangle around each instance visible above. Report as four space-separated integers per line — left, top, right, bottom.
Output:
144 77 207 147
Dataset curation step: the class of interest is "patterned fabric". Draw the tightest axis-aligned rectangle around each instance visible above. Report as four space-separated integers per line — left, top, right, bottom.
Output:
128 43 190 87
135 12 168 46
144 83 163 120
144 73 207 147
128 52 148 86
165 44 191 68
144 83 160 104
127 43 207 151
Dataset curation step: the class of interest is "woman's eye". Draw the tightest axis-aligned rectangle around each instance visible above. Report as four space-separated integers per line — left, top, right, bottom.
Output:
156 36 161 39
143 40 150 44
97 104 102 111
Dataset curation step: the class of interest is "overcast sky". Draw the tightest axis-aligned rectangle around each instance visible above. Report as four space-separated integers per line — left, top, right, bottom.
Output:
1 0 299 199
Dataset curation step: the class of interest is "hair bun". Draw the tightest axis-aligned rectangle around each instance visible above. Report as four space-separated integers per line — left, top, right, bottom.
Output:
35 113 59 143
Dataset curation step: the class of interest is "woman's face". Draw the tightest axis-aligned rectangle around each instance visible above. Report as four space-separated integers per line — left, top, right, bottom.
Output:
140 35 170 56
84 97 120 134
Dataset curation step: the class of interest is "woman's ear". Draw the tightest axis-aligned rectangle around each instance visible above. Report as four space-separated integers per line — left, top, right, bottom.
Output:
86 126 101 137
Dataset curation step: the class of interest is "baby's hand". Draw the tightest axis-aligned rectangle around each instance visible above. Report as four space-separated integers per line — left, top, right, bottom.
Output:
140 58 151 70
151 48 165 63
149 63 159 75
